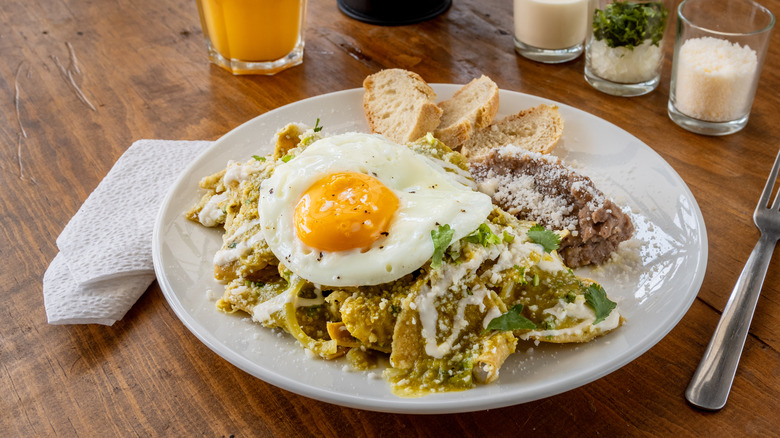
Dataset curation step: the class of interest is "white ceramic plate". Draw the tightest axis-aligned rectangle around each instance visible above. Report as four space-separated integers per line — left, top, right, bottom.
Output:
152 85 707 414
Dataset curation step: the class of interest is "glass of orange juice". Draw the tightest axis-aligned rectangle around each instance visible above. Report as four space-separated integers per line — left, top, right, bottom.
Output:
196 0 307 75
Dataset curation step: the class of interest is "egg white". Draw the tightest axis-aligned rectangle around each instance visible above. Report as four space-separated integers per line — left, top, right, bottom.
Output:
258 132 493 287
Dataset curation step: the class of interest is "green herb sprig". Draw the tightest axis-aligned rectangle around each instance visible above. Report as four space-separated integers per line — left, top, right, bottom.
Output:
430 224 455 269
584 283 617 325
486 304 537 332
527 225 560 253
593 1 668 49
464 224 502 247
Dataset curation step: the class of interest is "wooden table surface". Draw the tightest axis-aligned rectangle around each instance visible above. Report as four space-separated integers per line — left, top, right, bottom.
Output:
3 0 779 435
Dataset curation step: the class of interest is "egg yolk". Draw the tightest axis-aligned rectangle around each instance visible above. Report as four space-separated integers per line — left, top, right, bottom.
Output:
294 172 399 252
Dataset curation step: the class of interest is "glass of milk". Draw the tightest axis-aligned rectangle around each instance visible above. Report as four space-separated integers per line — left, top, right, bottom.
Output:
668 0 775 135
514 0 588 63
584 0 670 96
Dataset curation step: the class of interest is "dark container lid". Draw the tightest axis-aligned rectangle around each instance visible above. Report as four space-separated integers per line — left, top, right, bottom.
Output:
337 0 452 25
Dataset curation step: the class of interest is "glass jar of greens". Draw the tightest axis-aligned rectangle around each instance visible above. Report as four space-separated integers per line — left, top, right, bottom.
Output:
584 0 670 96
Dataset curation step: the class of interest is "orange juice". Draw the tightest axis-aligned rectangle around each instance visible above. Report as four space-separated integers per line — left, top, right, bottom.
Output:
197 0 304 62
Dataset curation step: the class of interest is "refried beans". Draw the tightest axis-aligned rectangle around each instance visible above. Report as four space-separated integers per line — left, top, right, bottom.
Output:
470 146 634 267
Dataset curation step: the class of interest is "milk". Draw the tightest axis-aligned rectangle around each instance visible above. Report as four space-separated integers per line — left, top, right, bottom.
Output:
514 0 588 50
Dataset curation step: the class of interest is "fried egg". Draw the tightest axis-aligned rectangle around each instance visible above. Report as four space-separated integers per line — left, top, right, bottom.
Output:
258 132 493 287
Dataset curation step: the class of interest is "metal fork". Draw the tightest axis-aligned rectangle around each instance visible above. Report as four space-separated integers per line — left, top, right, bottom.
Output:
686 148 780 411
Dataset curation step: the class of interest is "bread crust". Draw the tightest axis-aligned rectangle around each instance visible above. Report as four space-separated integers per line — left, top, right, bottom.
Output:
362 69 442 144
460 104 563 162
434 75 500 149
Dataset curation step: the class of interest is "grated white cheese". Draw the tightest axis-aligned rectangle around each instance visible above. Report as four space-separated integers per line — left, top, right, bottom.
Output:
472 147 604 232
673 37 758 122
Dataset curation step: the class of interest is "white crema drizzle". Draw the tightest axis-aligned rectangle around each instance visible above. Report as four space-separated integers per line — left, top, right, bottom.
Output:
415 223 558 358
213 218 263 266
198 192 228 227
223 158 265 187
520 294 620 340
252 276 325 325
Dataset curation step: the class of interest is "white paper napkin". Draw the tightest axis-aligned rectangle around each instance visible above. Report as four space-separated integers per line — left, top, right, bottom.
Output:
43 139 212 325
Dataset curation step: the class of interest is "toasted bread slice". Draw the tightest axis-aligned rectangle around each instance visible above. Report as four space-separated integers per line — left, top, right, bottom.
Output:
363 69 443 144
434 75 500 149
460 104 563 162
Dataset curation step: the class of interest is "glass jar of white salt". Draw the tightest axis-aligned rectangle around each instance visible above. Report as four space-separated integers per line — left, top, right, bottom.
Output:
668 0 775 136
584 0 670 96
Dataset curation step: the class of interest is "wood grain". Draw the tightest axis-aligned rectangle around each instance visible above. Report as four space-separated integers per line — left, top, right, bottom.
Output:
2 0 779 436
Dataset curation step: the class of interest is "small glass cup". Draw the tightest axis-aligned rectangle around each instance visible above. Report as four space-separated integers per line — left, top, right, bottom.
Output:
514 0 589 63
195 0 307 75
668 0 775 135
584 0 671 96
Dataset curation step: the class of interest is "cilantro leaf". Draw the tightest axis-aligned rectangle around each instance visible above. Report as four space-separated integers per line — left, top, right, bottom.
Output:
486 304 536 331
430 224 455 269
527 224 560 253
465 223 502 247
584 284 617 325
593 1 668 49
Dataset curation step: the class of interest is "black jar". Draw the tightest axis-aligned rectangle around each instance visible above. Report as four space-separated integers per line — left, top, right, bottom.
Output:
337 0 451 25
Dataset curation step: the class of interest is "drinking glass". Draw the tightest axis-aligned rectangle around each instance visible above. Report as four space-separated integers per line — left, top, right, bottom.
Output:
668 0 775 135
196 0 307 75
514 0 589 63
584 0 671 96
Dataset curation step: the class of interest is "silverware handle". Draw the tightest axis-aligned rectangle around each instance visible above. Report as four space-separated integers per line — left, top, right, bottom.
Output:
685 233 777 410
